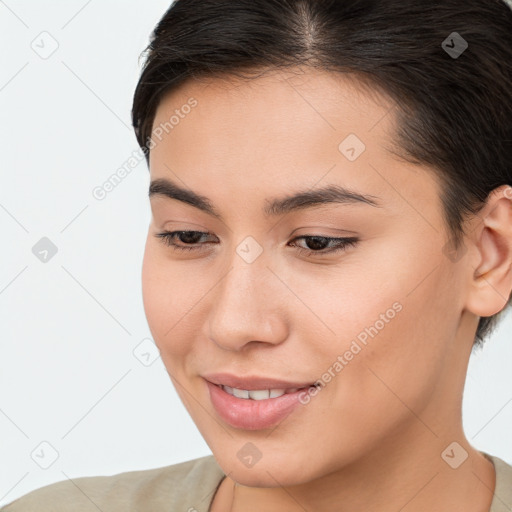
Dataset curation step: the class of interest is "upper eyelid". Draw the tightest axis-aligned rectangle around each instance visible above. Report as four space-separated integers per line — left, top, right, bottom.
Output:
155 230 359 258
159 230 356 245
160 229 349 238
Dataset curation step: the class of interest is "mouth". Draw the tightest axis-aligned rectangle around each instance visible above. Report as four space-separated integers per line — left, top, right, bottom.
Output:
202 372 316 394
205 379 316 430
214 383 311 400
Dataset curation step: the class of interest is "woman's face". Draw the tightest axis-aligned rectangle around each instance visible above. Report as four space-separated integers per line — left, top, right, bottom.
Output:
142 67 475 485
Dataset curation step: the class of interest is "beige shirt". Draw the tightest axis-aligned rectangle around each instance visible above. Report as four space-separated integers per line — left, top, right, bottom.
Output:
2 452 512 511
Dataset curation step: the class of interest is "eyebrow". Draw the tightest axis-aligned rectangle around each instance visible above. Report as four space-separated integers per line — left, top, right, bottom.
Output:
148 177 383 221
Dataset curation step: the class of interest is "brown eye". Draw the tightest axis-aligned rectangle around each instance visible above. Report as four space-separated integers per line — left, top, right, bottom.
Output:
154 231 216 252
289 235 359 256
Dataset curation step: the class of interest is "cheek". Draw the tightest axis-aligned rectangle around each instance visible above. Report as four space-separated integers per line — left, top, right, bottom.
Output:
141 241 166 336
141 239 214 364
306 233 456 387
141 241 185 354
334 252 460 418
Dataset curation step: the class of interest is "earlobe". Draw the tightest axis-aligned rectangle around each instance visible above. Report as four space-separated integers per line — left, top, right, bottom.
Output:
465 185 512 318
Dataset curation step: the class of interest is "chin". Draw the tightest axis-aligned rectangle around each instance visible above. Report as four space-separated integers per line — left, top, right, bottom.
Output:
229 467 305 488
213 451 321 488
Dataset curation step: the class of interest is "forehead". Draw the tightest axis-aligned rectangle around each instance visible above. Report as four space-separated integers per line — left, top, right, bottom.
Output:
152 67 396 144
148 67 443 226
150 67 393 175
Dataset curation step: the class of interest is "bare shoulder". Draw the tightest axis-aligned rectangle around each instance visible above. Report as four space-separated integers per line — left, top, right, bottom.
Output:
1 455 224 512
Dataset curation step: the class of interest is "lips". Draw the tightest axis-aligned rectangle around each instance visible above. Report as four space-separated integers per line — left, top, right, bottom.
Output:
202 372 315 391
205 380 309 430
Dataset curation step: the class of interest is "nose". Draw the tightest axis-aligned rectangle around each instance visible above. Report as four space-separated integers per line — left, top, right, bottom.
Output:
206 255 289 352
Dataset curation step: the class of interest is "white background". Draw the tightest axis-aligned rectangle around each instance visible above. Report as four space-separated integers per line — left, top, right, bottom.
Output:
1 0 511 506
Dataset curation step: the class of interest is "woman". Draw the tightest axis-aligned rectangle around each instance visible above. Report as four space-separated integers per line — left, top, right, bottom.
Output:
3 0 512 510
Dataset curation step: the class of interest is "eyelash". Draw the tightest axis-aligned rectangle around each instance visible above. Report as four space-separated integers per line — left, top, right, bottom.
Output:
154 230 359 257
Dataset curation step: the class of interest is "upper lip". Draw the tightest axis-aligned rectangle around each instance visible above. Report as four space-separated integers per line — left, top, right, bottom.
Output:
203 372 315 391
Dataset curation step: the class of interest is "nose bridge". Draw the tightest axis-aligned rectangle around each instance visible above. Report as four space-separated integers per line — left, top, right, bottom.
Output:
207 246 287 350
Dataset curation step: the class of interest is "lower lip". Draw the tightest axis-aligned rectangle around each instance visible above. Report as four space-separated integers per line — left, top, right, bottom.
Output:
205 380 310 430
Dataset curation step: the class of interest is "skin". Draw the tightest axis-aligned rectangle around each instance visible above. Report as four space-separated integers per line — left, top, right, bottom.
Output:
141 66 512 512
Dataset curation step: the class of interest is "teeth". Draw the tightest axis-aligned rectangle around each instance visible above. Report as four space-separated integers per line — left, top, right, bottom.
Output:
221 385 288 400
249 389 270 400
232 387 249 399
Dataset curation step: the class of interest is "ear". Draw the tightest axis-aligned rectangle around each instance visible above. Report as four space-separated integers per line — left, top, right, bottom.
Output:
464 185 512 318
